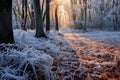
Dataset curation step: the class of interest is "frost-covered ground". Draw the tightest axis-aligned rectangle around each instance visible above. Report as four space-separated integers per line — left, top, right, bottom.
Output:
71 31 120 47
0 30 75 80
0 30 120 80
63 30 120 80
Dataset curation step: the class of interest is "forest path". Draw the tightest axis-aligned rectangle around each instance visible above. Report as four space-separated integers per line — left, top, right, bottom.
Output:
61 32 120 80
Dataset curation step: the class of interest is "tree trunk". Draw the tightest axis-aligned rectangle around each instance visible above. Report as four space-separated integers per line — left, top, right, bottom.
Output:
113 0 119 31
83 0 87 31
30 1 35 30
33 0 47 38
55 6 59 31
46 0 50 31
21 0 27 31
0 0 14 44
42 0 45 14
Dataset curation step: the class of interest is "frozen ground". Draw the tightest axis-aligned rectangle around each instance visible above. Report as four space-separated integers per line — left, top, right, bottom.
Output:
62 30 120 79
0 30 120 80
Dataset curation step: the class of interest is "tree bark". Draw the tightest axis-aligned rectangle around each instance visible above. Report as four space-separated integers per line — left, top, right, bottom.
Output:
83 0 87 31
30 1 35 30
46 0 50 31
55 6 59 31
0 0 14 44
21 0 27 31
33 0 47 38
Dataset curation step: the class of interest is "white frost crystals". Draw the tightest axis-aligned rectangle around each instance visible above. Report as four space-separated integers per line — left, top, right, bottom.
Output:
14 30 61 58
0 45 53 80
0 30 55 80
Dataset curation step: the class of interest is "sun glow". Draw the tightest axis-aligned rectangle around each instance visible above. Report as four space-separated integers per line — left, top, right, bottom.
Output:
50 0 73 29
60 5 65 15
57 0 73 29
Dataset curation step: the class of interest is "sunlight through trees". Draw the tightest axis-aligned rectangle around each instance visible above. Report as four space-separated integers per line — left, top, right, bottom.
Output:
0 0 120 80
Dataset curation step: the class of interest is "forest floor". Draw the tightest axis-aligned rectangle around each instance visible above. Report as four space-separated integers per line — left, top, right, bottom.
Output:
0 30 120 80
52 31 120 80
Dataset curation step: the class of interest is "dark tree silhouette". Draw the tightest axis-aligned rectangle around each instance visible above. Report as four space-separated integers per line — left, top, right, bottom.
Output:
0 0 14 44
33 0 47 38
46 0 50 31
21 0 27 31
55 5 59 31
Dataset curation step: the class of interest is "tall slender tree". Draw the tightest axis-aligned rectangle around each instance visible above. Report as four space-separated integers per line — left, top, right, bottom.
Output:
0 0 14 44
21 0 27 31
33 0 47 38
100 0 105 30
46 0 50 31
113 0 119 31
55 6 59 31
54 0 59 31
83 0 87 31
30 0 35 30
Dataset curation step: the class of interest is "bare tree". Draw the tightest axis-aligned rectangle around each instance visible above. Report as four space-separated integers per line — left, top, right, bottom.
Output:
33 0 47 38
29 0 35 30
0 0 14 44
113 0 119 31
83 0 87 31
21 0 27 31
46 0 50 31
55 6 59 31
54 0 59 31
